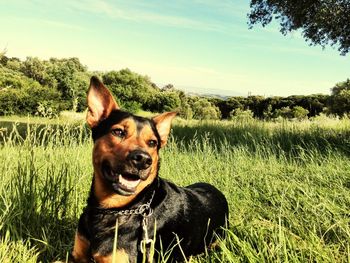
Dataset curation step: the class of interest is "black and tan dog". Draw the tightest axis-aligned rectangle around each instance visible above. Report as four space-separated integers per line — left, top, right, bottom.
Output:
71 77 228 262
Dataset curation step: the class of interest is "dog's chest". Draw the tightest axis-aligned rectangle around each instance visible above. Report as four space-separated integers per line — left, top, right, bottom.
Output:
89 211 144 256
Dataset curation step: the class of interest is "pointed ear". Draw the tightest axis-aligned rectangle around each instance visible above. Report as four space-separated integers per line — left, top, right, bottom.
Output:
152 112 177 147
86 76 119 128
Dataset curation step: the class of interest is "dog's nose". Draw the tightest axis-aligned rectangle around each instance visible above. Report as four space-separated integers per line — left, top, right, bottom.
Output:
127 150 152 170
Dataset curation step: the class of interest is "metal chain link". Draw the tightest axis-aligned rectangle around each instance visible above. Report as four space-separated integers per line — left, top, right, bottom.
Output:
97 191 155 216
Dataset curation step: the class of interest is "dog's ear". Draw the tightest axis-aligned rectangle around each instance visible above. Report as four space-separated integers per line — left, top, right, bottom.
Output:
152 112 177 147
86 76 119 128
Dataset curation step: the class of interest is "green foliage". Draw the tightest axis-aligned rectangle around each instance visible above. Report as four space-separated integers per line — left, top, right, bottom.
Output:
0 56 90 115
120 101 142 114
0 54 347 120
0 66 62 115
216 97 245 119
329 79 350 116
229 108 254 122
147 91 181 112
292 105 309 120
21 57 48 85
274 106 293 119
0 66 39 90
191 98 221 120
273 106 310 120
103 69 158 107
248 0 350 55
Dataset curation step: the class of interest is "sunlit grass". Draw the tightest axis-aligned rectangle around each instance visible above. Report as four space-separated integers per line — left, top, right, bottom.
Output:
0 115 349 262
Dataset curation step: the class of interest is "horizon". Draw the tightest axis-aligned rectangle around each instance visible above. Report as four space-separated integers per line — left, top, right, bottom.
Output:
1 0 349 97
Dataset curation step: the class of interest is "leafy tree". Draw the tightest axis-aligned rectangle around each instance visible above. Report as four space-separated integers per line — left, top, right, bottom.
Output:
216 97 245 119
177 91 193 119
191 98 221 120
0 81 61 116
0 88 26 115
21 57 47 85
229 108 254 122
0 52 8 66
6 58 22 72
120 101 142 114
274 106 293 119
263 104 274 120
248 0 350 55
331 79 350 96
328 79 350 115
245 95 265 118
147 91 181 112
292 106 309 120
103 69 158 108
45 58 89 110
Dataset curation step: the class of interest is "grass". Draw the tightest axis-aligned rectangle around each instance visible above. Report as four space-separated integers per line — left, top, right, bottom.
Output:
0 115 349 262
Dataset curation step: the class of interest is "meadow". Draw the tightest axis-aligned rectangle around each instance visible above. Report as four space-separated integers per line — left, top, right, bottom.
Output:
0 113 349 262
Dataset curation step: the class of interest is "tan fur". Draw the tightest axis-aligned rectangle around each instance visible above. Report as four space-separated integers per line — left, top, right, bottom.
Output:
152 112 177 147
71 232 91 263
86 78 119 128
92 119 160 209
93 250 129 263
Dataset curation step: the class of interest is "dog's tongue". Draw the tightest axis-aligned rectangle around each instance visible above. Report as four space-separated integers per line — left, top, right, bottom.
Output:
119 174 140 189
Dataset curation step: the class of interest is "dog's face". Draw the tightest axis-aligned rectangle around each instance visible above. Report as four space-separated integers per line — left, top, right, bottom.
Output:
86 77 176 208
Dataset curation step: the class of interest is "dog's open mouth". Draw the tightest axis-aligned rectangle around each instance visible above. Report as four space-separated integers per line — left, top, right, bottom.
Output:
103 165 141 195
117 173 141 192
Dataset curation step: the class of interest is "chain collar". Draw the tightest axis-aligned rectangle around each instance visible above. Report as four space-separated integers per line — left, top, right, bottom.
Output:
94 191 155 217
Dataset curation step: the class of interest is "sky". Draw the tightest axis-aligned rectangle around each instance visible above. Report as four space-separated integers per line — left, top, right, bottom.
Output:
0 0 349 97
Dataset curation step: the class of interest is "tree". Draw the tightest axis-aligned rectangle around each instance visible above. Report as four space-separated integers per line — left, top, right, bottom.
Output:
331 79 350 96
248 0 350 55
216 97 245 119
103 69 158 108
191 98 221 120
292 106 309 120
328 79 350 116
147 91 181 112
229 108 254 122
21 57 47 84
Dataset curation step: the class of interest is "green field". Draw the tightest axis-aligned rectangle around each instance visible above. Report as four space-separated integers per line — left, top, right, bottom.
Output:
0 115 349 262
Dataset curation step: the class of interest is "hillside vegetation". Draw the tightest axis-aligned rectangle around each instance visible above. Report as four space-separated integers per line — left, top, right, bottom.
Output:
1 55 350 121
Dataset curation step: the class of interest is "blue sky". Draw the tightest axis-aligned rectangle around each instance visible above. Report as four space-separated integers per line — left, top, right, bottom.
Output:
1 0 349 97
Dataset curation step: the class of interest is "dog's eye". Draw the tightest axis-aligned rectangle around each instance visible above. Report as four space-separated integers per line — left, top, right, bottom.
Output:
148 140 158 148
111 128 126 138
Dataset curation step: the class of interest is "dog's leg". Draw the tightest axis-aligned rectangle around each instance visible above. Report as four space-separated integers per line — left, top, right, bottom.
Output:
93 250 129 263
71 232 91 263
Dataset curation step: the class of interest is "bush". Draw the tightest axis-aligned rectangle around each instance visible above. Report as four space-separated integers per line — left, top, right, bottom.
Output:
292 106 309 120
146 91 181 112
192 98 221 120
120 101 142 114
229 108 254 122
0 84 62 116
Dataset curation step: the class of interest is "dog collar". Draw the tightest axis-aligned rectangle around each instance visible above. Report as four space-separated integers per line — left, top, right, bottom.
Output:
93 190 155 217
116 190 155 217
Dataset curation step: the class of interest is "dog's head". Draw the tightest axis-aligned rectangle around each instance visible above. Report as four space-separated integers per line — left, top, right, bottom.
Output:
86 76 176 208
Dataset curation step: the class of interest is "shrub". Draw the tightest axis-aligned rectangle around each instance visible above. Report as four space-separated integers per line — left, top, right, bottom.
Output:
292 106 309 120
192 98 221 120
229 108 254 122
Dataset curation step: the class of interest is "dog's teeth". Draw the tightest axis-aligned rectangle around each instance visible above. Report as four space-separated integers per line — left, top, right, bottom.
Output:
118 175 140 189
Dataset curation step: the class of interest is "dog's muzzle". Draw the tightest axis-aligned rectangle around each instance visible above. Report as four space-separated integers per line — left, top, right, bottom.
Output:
127 150 152 171
102 150 153 195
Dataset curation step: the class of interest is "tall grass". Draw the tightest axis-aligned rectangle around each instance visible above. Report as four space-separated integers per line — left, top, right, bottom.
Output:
0 117 349 262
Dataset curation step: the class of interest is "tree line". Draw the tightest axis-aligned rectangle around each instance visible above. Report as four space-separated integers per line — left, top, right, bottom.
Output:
0 54 349 120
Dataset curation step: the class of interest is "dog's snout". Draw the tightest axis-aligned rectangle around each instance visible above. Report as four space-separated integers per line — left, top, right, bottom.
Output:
127 150 152 170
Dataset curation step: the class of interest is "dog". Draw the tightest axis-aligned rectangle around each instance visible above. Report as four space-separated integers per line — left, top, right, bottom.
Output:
70 76 229 262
